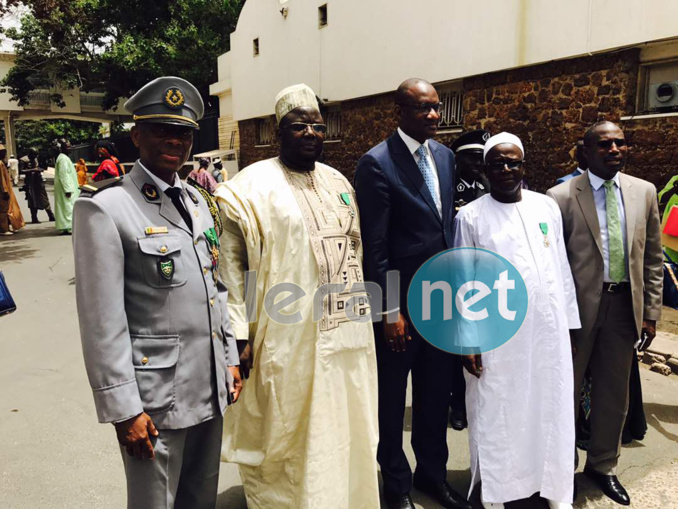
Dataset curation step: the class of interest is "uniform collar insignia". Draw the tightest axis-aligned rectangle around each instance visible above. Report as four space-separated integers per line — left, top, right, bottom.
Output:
187 189 199 204
142 183 159 201
457 183 465 192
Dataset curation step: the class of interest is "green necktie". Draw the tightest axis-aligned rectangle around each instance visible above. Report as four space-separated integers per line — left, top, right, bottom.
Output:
603 180 626 282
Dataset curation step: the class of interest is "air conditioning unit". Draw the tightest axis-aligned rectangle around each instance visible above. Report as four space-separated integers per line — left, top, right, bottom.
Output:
648 81 678 110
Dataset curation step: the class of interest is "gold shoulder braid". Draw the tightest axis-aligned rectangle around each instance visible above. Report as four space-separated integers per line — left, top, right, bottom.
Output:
186 178 223 236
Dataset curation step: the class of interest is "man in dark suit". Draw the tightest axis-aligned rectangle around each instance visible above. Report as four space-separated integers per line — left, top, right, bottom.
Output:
354 78 470 509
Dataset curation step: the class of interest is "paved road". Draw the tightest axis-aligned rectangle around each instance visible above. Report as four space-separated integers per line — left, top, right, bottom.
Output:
1 185 677 508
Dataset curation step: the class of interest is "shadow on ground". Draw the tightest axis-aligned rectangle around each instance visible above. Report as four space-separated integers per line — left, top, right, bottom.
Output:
644 402 678 443
0 225 63 263
216 485 247 508
573 472 615 508
0 240 38 263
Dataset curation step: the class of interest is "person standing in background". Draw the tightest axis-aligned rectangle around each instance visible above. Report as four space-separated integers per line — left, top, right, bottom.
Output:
21 148 55 224
92 140 125 182
7 153 19 186
188 157 218 194
54 138 80 235
212 158 226 183
76 158 88 187
0 144 25 235
447 128 491 432
556 140 587 185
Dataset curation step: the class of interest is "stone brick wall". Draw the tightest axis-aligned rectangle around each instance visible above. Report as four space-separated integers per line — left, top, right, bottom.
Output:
464 48 678 192
237 47 677 191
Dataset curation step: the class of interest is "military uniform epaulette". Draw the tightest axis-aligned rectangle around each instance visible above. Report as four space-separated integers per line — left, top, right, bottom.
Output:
80 177 124 195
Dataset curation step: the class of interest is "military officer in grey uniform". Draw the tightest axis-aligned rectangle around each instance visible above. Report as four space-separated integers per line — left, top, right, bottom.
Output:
73 76 241 509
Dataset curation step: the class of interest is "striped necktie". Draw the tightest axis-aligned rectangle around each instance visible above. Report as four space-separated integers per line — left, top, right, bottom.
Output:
415 145 441 212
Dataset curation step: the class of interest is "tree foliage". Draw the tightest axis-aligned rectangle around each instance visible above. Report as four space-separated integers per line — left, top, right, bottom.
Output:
1 0 244 110
14 119 102 157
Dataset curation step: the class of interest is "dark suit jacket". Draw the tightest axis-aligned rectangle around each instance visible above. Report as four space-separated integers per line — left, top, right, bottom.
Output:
354 132 456 314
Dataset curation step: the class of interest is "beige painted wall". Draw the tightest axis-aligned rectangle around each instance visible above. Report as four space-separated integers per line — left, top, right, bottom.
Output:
221 0 678 121
0 56 23 112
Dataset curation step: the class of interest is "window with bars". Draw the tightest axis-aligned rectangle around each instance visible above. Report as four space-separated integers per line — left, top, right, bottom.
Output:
255 116 275 145
437 83 464 129
323 108 342 141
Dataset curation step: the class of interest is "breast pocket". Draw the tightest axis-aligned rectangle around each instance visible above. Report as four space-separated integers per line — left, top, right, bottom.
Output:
137 235 188 288
131 335 180 414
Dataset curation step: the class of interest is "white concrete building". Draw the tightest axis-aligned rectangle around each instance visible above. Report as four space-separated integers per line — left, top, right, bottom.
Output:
212 0 678 187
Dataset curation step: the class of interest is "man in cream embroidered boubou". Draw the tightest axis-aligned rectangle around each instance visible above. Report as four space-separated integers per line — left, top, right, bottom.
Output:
215 84 379 509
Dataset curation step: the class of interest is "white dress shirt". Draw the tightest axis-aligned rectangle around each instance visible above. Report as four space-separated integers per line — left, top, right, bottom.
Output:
587 170 629 282
138 160 182 192
397 127 442 217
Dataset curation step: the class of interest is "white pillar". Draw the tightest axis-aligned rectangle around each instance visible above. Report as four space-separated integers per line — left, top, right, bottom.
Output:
2 114 17 157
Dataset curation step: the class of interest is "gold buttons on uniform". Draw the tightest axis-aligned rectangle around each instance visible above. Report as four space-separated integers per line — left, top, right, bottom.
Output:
203 268 208 275
159 245 168 254
194 240 199 246
210 299 215 307
212 332 217 339
141 357 149 365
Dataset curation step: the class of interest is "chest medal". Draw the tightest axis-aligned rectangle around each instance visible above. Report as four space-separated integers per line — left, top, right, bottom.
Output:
539 222 550 248
204 227 220 282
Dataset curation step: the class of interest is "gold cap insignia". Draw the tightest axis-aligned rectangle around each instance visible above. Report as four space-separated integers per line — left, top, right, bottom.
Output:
164 87 185 109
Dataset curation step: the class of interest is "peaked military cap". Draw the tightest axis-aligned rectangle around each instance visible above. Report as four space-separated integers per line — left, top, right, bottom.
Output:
124 76 204 129
450 129 492 154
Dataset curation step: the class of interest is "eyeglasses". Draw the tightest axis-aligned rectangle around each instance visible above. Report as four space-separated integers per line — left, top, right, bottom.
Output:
486 160 524 172
397 102 443 114
596 138 626 149
145 123 193 139
284 122 327 134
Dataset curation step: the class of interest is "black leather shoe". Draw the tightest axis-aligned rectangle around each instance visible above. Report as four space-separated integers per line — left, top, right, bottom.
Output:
584 467 630 505
413 477 472 509
383 491 415 509
449 409 468 431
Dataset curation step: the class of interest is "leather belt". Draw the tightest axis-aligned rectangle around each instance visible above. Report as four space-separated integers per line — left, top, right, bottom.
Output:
602 282 631 293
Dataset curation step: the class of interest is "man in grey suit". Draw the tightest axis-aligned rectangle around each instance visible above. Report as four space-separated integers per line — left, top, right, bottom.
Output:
73 76 241 509
547 121 663 506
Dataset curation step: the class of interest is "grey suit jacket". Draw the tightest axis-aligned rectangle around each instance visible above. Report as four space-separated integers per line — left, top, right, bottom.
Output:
73 162 239 430
547 171 663 342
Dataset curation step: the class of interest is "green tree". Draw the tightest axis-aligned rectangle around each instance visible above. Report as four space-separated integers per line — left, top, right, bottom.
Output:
14 119 101 157
1 0 244 110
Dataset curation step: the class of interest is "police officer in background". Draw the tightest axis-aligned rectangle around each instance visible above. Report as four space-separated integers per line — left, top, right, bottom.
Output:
450 129 491 211
73 76 241 509
446 129 490 432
